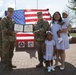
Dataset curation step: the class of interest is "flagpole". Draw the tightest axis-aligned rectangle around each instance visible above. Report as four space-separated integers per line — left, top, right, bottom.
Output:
14 0 16 10
37 0 38 9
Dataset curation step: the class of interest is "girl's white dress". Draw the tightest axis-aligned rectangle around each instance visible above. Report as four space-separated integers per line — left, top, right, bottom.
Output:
63 18 72 27
51 21 70 50
44 40 56 61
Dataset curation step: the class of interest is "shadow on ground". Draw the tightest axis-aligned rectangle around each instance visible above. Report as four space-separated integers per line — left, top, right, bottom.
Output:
25 49 37 59
15 48 37 59
0 62 76 75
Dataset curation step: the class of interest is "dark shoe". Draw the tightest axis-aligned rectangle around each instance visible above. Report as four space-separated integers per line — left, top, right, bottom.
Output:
10 65 16 68
36 63 43 68
60 66 65 70
1 60 3 63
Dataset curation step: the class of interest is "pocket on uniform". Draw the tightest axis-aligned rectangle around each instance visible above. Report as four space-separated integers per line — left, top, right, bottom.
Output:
9 36 15 42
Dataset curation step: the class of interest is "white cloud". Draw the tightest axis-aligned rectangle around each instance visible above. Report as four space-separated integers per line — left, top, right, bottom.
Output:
0 11 4 17
7 3 15 9
0 0 3 7
0 0 69 16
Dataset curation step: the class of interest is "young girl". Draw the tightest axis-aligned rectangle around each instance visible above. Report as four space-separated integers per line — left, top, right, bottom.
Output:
43 31 56 72
57 11 72 43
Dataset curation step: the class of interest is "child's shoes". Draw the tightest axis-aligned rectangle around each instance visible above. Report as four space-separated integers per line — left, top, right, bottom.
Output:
47 67 51 72
47 66 55 72
51 66 55 71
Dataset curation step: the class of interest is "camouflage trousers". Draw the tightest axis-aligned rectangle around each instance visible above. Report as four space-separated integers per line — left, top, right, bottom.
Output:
0 41 2 62
0 34 2 57
36 41 45 63
2 41 15 67
0 40 2 57
0 46 2 57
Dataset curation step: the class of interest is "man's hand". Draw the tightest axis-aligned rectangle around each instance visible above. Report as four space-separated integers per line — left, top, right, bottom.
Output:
34 30 39 34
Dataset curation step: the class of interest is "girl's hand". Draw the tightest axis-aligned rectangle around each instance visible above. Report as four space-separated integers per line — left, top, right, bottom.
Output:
57 30 61 35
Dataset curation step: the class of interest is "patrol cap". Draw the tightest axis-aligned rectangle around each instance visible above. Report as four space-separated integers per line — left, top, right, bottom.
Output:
62 10 68 15
8 7 14 12
37 12 42 16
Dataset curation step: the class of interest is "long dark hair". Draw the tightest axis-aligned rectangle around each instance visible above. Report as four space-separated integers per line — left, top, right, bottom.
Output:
52 11 62 23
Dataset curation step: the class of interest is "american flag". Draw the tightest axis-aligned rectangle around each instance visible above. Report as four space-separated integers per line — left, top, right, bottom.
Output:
16 32 34 41
5 9 51 24
16 32 35 48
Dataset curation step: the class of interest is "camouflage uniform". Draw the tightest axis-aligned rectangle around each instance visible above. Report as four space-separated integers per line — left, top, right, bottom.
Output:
0 18 2 63
1 15 15 68
34 18 49 64
0 20 2 58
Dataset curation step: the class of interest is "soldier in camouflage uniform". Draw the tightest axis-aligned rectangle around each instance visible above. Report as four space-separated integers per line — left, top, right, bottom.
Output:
1 7 16 70
0 17 2 62
33 12 49 68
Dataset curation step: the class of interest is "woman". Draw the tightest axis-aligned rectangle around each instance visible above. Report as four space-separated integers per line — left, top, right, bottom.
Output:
51 12 71 70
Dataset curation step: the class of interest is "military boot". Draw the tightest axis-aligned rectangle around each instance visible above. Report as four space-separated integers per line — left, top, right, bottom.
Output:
36 62 43 68
9 63 16 68
4 67 13 71
3 65 13 71
10 65 16 68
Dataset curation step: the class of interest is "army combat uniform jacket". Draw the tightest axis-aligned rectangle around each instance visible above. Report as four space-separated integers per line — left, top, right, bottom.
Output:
1 16 15 42
34 19 49 42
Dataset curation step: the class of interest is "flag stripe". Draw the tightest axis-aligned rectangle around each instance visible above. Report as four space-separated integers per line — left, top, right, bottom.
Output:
24 9 47 12
25 13 50 17
25 18 50 22
25 11 49 14
16 33 34 37
16 37 34 40
25 20 51 24
25 22 37 24
25 16 50 19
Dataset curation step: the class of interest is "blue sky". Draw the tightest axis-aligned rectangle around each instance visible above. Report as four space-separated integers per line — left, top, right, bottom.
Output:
0 0 68 17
